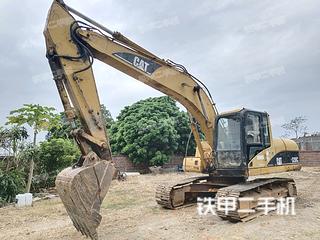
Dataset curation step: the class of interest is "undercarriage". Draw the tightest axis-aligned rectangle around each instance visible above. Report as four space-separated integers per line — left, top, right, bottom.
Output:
156 176 297 221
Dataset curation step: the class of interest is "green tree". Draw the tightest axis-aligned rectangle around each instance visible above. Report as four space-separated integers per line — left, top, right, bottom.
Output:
30 138 80 191
47 112 74 140
0 169 25 204
47 104 113 139
6 104 57 192
0 126 28 171
174 111 196 155
110 96 195 166
282 116 308 139
38 138 80 173
100 104 114 129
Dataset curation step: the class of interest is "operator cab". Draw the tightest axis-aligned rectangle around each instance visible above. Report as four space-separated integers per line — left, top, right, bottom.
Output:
213 108 271 179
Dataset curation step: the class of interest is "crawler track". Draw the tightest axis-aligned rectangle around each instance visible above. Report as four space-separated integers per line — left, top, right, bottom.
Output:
155 176 213 209
215 178 297 221
156 176 297 222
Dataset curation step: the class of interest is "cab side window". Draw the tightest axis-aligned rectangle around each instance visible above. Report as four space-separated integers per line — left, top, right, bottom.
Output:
245 114 261 144
262 114 271 147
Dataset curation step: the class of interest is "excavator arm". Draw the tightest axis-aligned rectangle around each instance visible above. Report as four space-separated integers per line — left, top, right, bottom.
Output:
44 1 217 239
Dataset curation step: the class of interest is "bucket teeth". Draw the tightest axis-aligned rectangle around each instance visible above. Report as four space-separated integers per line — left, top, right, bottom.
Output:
55 160 115 240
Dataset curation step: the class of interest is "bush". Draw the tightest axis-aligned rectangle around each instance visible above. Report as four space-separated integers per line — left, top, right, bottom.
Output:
38 138 80 174
0 197 7 208
0 169 25 203
31 171 59 192
30 138 80 192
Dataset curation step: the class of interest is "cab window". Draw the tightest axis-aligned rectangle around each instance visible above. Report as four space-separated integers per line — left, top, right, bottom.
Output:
245 114 261 144
262 115 271 146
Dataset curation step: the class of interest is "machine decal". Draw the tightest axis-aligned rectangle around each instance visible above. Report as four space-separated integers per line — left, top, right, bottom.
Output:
291 156 299 163
267 151 300 166
276 157 282 165
113 52 161 75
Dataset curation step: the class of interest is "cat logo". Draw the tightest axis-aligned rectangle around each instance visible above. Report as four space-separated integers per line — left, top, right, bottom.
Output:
133 56 150 72
113 52 161 75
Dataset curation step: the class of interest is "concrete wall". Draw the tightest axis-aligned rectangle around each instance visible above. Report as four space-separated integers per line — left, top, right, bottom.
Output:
299 151 320 167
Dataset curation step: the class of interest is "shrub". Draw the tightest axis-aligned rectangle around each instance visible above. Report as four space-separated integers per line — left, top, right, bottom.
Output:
38 138 80 174
30 138 80 192
0 169 25 203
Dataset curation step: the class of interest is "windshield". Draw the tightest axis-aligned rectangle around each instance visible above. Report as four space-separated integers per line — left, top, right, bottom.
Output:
217 117 241 150
216 116 242 168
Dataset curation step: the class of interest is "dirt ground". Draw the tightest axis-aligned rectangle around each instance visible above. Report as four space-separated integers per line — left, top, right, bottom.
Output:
0 167 320 240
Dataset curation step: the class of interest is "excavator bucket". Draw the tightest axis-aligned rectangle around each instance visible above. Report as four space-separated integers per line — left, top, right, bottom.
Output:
55 160 116 240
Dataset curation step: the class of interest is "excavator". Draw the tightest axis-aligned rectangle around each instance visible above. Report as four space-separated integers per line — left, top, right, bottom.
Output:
44 1 301 239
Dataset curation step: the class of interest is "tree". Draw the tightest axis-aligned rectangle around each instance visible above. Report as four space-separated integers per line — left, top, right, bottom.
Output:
0 169 25 204
174 111 196 155
0 126 28 171
38 138 80 174
47 104 114 139
6 104 57 192
110 96 195 166
17 143 40 172
281 116 308 139
30 138 80 191
46 112 74 140
100 104 114 129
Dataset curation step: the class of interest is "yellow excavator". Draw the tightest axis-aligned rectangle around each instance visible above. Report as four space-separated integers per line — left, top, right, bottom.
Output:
44 1 301 239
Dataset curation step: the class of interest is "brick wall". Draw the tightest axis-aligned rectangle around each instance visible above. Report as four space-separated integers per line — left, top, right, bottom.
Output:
299 151 320 166
113 152 320 171
112 155 184 173
112 155 147 173
163 155 184 169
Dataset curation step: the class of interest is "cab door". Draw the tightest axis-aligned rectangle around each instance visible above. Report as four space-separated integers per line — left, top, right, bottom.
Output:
244 111 271 164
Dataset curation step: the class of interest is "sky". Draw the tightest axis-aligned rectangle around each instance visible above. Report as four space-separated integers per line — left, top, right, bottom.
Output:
0 0 319 138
